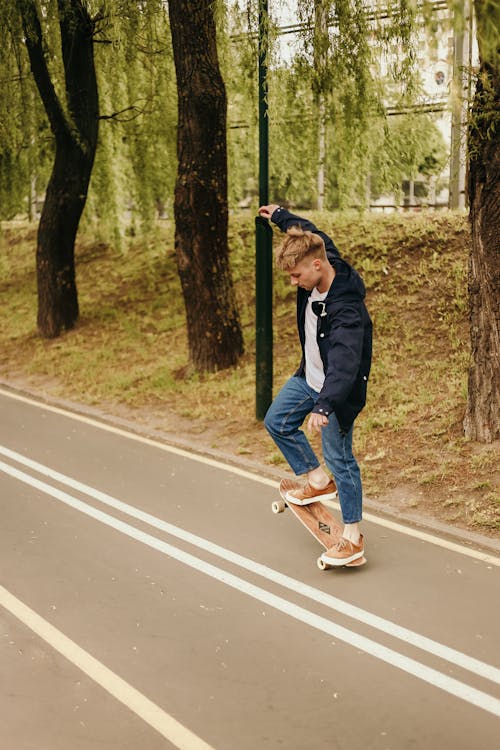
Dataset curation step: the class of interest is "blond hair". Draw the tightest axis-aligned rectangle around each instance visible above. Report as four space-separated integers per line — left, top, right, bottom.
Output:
275 225 327 271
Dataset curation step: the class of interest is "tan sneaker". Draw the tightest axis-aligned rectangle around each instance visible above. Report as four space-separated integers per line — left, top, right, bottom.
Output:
321 534 364 566
285 479 336 506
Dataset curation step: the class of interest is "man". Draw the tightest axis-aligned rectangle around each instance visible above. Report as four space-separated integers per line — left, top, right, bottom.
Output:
259 204 372 567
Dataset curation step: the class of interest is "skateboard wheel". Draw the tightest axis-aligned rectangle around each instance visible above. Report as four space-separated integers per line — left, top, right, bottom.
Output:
272 500 286 514
317 557 329 570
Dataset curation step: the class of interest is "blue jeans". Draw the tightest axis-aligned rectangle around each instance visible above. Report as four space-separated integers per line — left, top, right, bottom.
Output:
264 376 363 524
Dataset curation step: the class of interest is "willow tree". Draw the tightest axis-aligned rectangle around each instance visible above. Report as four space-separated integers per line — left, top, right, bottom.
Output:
464 0 500 441
0 6 50 222
167 0 244 371
292 0 417 208
84 3 178 244
19 0 99 337
4 1 178 331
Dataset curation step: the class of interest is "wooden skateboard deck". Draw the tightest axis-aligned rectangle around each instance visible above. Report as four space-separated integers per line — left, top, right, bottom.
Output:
273 478 366 570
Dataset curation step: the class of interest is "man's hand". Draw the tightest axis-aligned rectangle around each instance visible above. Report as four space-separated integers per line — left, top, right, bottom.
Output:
258 204 280 220
307 412 329 434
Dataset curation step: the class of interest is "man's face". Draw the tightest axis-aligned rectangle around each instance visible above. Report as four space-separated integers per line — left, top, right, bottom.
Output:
289 257 322 291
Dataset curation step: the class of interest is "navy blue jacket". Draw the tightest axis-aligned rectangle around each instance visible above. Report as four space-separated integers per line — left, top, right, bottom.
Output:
271 208 372 431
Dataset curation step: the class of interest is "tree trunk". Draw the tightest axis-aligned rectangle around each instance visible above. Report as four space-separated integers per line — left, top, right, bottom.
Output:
317 98 326 211
36 134 96 336
464 4 500 441
21 0 99 337
167 0 244 371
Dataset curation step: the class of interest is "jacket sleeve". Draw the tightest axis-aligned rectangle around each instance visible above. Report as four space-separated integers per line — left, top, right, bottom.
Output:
312 300 365 418
270 207 341 259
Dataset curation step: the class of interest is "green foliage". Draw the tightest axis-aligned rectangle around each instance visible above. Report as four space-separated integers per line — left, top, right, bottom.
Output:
475 0 500 65
83 2 177 243
0 2 467 223
371 113 448 198
222 2 260 207
465 0 500 163
223 1 444 210
0 1 177 238
0 4 52 219
293 0 381 206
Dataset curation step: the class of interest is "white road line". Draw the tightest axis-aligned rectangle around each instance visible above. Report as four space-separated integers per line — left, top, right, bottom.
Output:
0 386 497 565
2 459 500 718
0 386 275 487
0 584 215 750
2 444 499 687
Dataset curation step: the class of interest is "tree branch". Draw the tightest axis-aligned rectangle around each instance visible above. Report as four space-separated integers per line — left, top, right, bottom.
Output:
99 100 154 122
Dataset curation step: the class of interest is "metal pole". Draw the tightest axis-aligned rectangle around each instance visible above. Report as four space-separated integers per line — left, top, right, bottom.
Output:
255 0 273 420
258 0 269 207
449 1 471 209
255 216 273 420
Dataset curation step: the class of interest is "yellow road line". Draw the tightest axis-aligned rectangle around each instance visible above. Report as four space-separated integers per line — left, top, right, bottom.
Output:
0 584 215 750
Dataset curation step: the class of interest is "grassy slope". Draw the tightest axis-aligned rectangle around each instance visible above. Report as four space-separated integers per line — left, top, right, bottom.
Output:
0 211 498 535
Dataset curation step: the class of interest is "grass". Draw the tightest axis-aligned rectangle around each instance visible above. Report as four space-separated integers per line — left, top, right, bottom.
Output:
1 211 498 536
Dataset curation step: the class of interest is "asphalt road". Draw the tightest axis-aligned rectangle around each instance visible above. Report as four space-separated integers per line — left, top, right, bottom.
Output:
0 386 499 750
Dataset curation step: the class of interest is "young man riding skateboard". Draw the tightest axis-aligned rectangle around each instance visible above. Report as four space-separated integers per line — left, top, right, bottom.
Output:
259 204 372 567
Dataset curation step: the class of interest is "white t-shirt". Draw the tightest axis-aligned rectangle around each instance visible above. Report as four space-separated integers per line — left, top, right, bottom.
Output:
305 287 328 392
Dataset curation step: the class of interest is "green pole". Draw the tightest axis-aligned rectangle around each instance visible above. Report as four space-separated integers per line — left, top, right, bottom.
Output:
255 216 273 420
258 0 269 207
256 0 273 421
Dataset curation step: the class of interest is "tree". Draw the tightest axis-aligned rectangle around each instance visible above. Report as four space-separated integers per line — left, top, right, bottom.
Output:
464 0 500 441
0 9 49 222
167 0 244 371
19 0 99 337
83 3 178 243
369 113 448 202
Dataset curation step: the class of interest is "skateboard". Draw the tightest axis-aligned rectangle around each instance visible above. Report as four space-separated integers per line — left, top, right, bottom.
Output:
272 478 367 570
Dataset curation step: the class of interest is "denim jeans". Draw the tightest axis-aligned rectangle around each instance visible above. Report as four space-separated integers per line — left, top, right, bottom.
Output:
264 376 363 524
